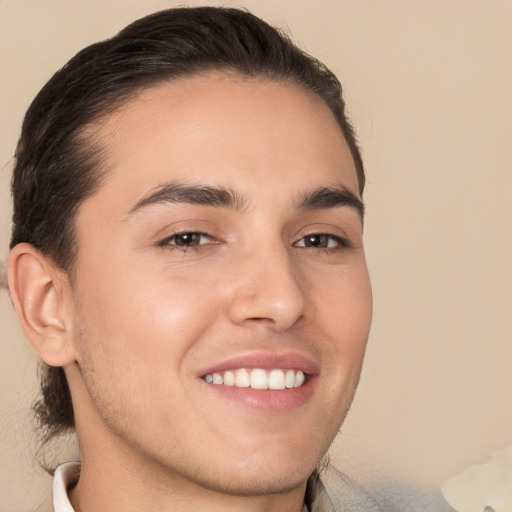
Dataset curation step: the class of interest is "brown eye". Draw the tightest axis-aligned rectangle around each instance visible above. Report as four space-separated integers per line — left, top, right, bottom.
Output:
164 232 210 247
295 234 347 249
303 234 330 248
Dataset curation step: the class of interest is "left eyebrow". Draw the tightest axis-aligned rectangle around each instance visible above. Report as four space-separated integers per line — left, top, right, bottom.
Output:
127 182 247 215
296 186 365 219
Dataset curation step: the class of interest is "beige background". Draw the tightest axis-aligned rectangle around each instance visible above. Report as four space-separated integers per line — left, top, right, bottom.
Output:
1 1 511 510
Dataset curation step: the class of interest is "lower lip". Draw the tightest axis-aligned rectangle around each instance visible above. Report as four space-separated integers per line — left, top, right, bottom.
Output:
201 376 317 414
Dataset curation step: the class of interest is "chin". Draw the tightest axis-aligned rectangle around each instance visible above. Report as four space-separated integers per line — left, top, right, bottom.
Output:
182 445 323 497
198 464 314 497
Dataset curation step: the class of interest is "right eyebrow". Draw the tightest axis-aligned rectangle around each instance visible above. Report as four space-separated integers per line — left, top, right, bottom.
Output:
296 185 365 219
127 182 248 215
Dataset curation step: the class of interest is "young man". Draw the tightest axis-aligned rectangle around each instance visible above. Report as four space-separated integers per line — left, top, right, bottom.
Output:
7 7 452 512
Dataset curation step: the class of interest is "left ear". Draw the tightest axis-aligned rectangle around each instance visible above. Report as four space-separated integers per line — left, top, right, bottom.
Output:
7 243 77 367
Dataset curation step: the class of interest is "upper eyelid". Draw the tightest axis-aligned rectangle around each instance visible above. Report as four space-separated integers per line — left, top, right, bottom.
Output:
152 218 219 240
293 224 350 241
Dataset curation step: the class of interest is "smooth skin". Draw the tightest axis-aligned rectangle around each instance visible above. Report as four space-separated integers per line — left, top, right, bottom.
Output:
9 74 372 512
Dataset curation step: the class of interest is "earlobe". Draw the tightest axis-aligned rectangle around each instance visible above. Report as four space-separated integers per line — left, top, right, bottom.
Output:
7 243 76 367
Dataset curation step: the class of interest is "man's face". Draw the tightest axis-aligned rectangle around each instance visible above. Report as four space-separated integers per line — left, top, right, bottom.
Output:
67 74 372 495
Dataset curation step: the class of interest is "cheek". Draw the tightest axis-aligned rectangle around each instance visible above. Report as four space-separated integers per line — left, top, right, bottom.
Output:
72 268 225 436
73 261 225 391
316 262 372 341
313 263 372 390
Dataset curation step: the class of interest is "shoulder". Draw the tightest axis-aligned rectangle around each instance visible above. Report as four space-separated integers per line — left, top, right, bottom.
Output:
314 467 456 512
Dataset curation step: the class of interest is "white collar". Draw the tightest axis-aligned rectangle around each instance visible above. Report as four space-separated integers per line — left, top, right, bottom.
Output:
53 462 80 511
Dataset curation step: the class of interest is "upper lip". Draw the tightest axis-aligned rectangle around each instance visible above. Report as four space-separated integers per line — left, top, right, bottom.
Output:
197 351 320 377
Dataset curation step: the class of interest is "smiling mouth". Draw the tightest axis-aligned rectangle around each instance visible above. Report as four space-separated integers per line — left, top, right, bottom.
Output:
202 368 306 390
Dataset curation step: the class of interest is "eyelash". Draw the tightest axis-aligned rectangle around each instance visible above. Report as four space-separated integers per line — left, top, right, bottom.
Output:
158 230 351 254
158 232 213 252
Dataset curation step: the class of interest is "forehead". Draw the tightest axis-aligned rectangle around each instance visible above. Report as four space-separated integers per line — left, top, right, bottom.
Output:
85 74 359 211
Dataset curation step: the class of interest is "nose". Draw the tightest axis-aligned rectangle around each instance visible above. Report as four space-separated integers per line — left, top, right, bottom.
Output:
227 243 312 331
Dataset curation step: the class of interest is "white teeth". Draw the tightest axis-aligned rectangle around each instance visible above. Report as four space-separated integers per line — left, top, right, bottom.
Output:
285 369 295 388
203 368 307 390
294 370 305 388
235 368 250 387
268 369 286 390
250 369 268 389
223 370 235 386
